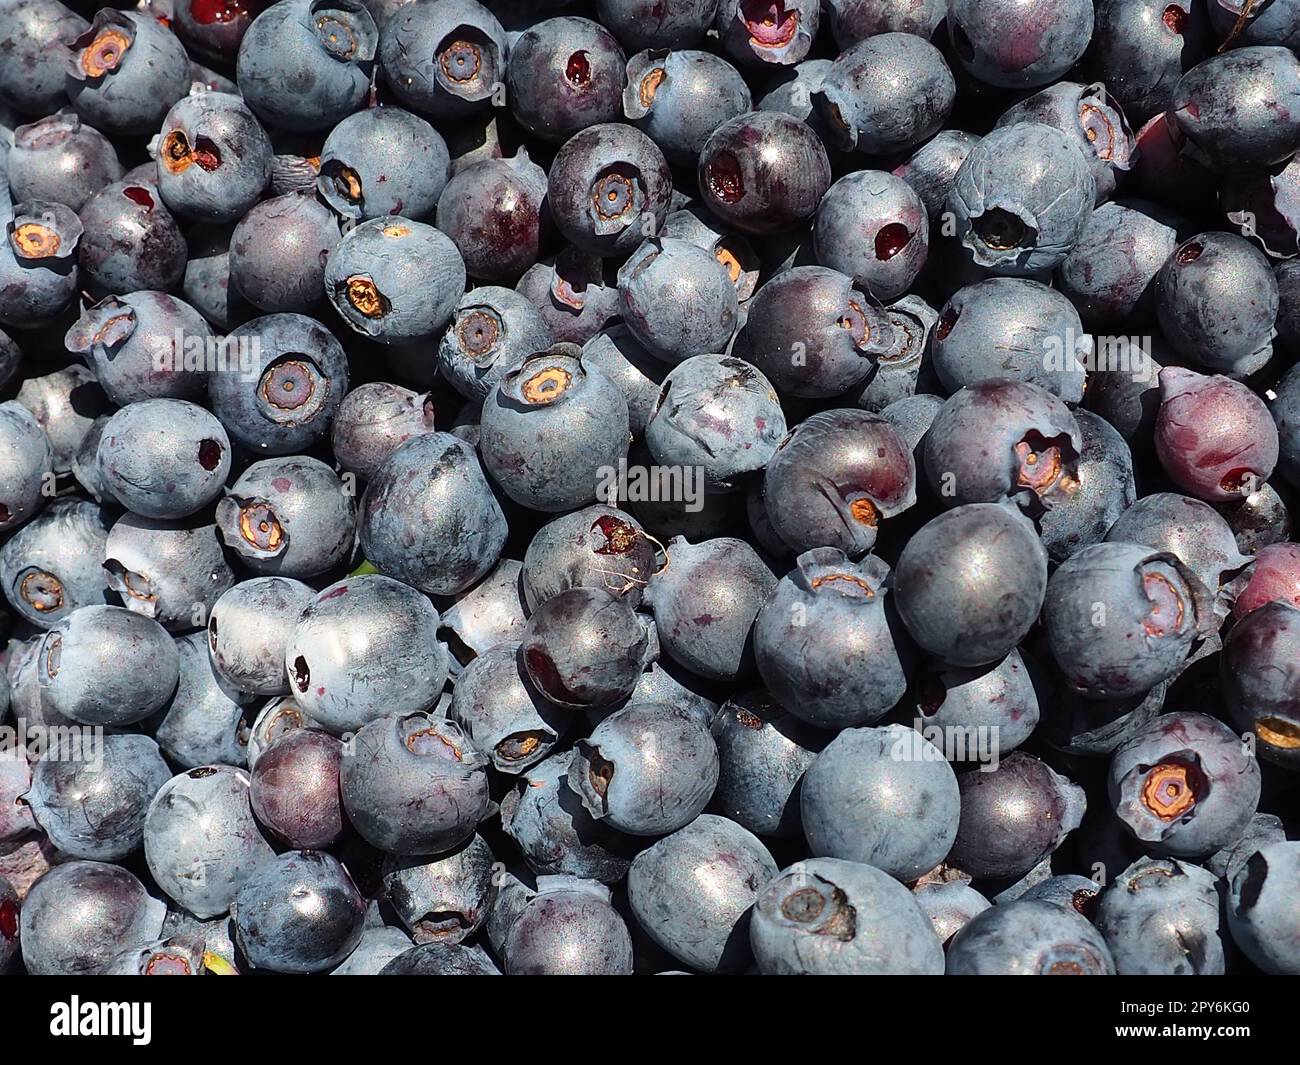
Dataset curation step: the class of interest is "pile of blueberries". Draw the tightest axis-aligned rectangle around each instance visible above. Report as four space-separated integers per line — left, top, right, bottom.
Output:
0 0 1299 978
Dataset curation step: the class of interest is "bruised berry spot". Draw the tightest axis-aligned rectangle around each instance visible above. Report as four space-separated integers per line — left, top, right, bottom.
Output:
192 137 222 172
735 708 764 730
592 514 637 554
1177 241 1204 264
874 222 911 260
936 306 959 340
292 656 310 692
1162 4 1187 32
123 186 155 209
566 50 591 86
190 0 249 24
0 899 16 941
198 438 223 471
708 151 744 204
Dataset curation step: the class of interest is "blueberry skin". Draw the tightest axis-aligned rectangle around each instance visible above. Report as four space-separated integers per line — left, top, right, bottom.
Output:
623 49 751 165
715 0 818 68
20 861 166 976
1208 0 1300 46
932 279 1088 402
1091 0 1211 125
751 857 945 975
378 0 507 120
144 766 276 919
645 354 783 493
0 329 19 393
697 111 831 236
324 216 466 344
1084 345 1164 444
891 129 979 219
803 725 958 881
508 17 627 144
825 0 945 47
217 457 355 578
733 266 887 398
709 688 822 837
0 200 83 327
65 9 190 137
285 575 449 734
568 701 719 835
755 57 833 131
103 513 236 630
0 499 113 628
1155 233 1278 378
437 153 550 283
0 0 88 115
659 205 761 303
340 712 491 855
925 379 1083 512
1096 857 1225 976
96 399 230 521
643 536 775 682
879 393 944 453
438 286 554 401
232 850 365 973
8 110 123 212
15 363 110 478
1018 874 1102 916
229 192 341 314
816 33 954 156
479 346 630 513
501 751 634 883
914 880 991 947
330 925 414 975
450 643 570 772
1222 154 1300 258
580 327 667 437
947 0 1093 89
317 106 449 222
381 833 495 944
1227 841 1300 974
1233 542 1300 619
250 729 345 849
211 312 350 455
37 606 179 726
946 900 1115 975
947 123 1096 274
1172 46 1300 169
895 503 1047 668
503 878 634 975
77 180 188 295
208 576 315 696
814 170 928 302
155 631 255 770
548 123 673 257
619 238 739 364
237 0 377 132
1039 410 1136 564
246 697 318 769
380 941 501 974
628 814 777 972
331 381 438 480
911 649 1041 757
1155 366 1279 502
155 93 273 224
522 505 656 613
754 549 911 728
517 249 622 344
437 557 528 677
1274 360 1300 486
66 290 212 405
1057 199 1182 327
1222 601 1300 769
850 295 940 412
360 431 507 595
24 733 171 861
182 222 247 332
1110 712 1261 858
597 0 717 52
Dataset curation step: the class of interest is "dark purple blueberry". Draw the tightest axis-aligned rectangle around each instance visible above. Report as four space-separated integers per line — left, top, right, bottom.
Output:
1090 0 1211 125
946 0 1093 89
436 153 551 282
597 0 717 52
380 833 495 945
508 17 627 144
77 180 188 296
825 0 944 47
1233 542 1300 619
250 729 346 848
1222 155 1300 258
331 381 437 480
912 648 1041 757
1222 600 1300 769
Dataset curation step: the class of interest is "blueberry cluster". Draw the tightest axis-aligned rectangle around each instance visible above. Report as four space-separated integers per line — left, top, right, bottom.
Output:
0 0 1299 979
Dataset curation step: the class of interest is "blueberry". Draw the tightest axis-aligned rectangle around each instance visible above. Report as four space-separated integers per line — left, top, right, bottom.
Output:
850 296 941 412
618 239 740 363
324 216 466 344
755 57 833 131
238 0 377 131
378 0 507 120
947 0 1093 89
0 201 83 328
715 0 819 68
947 123 1096 274
1233 542 1300 620
946 899 1115 975
329 925 414 975
911 649 1041 758
380 941 501 974
436 153 551 283
1109 711 1261 858
548 122 674 256
20 861 166 976
814 170 928 302
1172 46 1300 169
104 513 236 629
66 9 190 137
1227 841 1300 974
449 643 570 771
285 575 448 734
659 205 761 303
144 766 275 919
0 751 35 845
913 880 991 948
502 877 634 975
229 192 342 314
8 110 123 212
437 286 554 401
156 93 274 224
250 729 346 849
1084 343 1164 444
207 577 313 696
102 934 210 977
155 631 255 770
508 17 627 144
360 432 507 595
628 813 776 972
0 499 112 628
751 857 945 974
1274 360 1300 487
891 129 980 220
181 222 249 331
1096 856 1225 975
1207 0 1300 46
14 366 109 481
1018 874 1102 916
232 850 366 973
330 382 438 480
340 712 490 854
1090 0 1211 125
597 0 716 52
436 557 528 676
381 833 495 944
568 701 719 835
1155 365 1279 502
516 248 622 344
0 0 88 115
623 49 751 165
246 696 316 768
1221 601 1300 768
825 0 944 47
1221 154 1300 258
77 180 188 296
1039 410 1136 563
211 312 350 455
697 111 830 235
173 0 266 65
